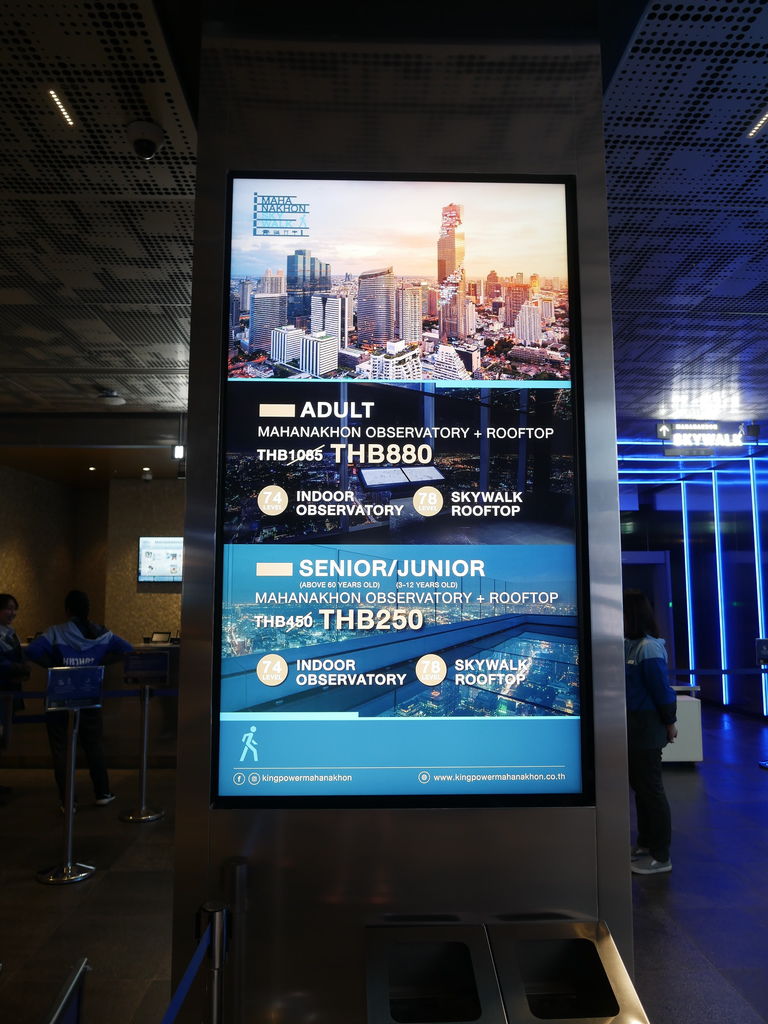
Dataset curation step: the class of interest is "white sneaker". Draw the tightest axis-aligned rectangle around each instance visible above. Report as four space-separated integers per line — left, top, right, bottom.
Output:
94 793 116 806
631 856 671 875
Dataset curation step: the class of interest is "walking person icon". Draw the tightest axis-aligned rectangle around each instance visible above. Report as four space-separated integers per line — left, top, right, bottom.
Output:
240 725 259 762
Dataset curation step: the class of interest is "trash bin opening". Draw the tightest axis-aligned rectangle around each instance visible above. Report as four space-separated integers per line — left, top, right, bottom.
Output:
388 940 481 1023
513 937 620 1019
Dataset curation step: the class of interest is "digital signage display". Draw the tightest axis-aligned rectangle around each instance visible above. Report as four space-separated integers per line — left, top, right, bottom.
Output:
138 537 184 583
216 176 590 804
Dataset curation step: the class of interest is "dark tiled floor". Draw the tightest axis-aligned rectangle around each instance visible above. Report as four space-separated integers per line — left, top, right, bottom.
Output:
0 768 174 1024
631 706 768 1024
1 706 767 1023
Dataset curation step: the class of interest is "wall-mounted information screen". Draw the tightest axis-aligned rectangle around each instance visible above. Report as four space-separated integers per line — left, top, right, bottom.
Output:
215 176 589 804
138 537 184 583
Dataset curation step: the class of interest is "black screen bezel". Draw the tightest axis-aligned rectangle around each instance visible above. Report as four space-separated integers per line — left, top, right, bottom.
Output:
211 171 595 810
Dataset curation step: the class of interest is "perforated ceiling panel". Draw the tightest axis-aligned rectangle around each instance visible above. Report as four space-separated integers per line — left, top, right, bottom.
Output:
604 1 768 436
0 0 195 413
2 1 766 430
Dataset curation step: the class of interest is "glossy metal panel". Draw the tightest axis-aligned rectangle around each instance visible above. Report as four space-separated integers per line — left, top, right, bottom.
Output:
174 29 629 1022
488 919 649 1023
571 59 633 958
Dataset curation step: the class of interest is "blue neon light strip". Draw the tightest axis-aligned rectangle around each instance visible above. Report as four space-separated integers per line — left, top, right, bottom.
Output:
617 438 768 447
617 439 669 446
619 468 728 475
711 470 729 704
680 481 696 689
618 469 765 475
618 466 763 473
618 477 759 487
619 479 710 486
619 473 757 483
618 461 768 468
749 460 768 715
619 454 756 462
617 463 768 472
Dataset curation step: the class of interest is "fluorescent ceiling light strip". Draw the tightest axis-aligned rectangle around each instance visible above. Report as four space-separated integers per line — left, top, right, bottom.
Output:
711 471 729 704
747 107 768 138
49 89 74 126
749 460 768 715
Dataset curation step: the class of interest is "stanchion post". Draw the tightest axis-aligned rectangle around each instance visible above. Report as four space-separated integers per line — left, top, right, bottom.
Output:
62 709 78 867
38 707 95 885
224 859 248 1024
121 682 164 823
201 902 228 1024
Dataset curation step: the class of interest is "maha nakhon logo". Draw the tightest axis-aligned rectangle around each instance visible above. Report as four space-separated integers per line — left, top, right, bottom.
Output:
252 192 310 237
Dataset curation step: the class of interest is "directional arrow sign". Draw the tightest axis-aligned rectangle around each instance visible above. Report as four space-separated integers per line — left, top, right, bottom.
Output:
656 422 672 439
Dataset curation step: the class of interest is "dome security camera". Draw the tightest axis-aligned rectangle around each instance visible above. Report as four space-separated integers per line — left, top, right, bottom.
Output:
126 119 166 160
97 388 126 406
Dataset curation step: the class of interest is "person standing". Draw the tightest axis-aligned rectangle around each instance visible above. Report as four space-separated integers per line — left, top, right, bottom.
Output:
26 590 132 807
0 593 30 800
624 589 678 875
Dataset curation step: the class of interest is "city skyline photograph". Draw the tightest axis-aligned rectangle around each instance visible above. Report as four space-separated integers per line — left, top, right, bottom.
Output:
230 177 570 281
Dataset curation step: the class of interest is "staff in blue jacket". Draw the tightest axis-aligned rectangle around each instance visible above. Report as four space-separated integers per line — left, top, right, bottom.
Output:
0 593 30 800
624 589 677 875
26 590 133 807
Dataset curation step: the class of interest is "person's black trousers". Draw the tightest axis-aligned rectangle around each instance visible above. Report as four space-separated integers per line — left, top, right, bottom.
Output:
45 708 110 802
628 744 671 861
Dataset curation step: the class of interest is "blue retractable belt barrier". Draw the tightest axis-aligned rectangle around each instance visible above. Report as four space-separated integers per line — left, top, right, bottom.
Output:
160 923 212 1024
4 688 179 724
2 688 179 699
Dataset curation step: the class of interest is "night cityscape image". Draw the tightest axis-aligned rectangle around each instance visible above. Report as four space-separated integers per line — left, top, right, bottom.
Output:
222 382 576 546
226 179 571 384
223 624 580 721
219 542 580 721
